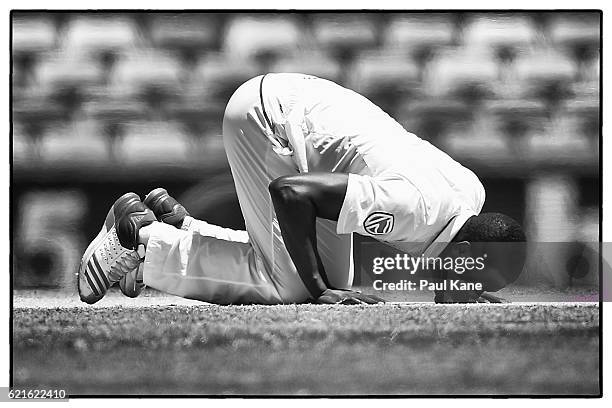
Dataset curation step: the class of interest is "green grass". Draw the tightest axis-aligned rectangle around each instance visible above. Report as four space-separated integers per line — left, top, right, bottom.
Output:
12 301 600 396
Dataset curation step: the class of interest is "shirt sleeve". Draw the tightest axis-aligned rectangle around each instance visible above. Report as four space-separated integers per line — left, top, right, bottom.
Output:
336 173 429 242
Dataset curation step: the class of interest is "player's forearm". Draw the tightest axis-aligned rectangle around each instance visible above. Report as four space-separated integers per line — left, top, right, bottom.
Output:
269 173 349 298
269 178 330 298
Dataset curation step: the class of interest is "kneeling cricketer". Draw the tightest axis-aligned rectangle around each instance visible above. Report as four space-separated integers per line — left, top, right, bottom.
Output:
78 73 527 305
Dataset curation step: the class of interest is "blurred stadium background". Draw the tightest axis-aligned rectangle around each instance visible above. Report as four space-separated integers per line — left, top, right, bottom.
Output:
11 11 601 293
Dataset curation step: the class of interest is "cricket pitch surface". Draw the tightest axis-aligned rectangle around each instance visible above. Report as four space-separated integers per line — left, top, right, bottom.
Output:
12 288 600 396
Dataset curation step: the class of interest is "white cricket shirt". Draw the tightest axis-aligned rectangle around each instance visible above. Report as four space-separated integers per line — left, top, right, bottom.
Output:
259 73 485 258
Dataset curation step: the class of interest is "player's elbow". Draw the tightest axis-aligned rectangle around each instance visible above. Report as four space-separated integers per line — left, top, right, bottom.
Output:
269 176 306 205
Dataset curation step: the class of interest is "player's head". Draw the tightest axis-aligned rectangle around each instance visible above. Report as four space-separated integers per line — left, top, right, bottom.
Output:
442 212 527 291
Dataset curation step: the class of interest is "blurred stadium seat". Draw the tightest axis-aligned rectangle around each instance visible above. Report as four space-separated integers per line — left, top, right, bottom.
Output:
26 53 105 118
424 48 499 101
12 122 34 165
12 16 57 54
192 52 262 103
38 120 109 163
80 95 148 149
516 96 596 158
511 49 576 103
270 52 342 83
548 13 600 55
382 13 455 58
311 14 378 61
348 50 420 116
548 13 599 84
443 114 511 157
396 99 472 145
513 50 576 82
82 96 147 125
12 89 66 130
523 116 591 157
117 121 191 163
34 52 104 93
484 99 548 143
60 15 141 56
148 13 221 57
110 49 183 104
223 15 301 65
12 16 58 88
462 14 536 56
562 98 600 143
165 97 225 138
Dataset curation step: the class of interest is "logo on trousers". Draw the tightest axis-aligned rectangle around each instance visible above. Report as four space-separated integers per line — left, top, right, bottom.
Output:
364 212 394 235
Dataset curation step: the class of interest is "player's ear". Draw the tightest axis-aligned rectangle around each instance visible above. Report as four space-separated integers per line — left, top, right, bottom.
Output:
445 240 472 258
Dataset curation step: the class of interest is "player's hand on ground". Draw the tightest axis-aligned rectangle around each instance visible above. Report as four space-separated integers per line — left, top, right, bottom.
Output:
435 289 509 303
316 289 386 305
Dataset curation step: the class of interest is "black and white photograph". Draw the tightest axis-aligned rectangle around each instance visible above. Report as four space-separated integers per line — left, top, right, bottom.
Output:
8 7 605 398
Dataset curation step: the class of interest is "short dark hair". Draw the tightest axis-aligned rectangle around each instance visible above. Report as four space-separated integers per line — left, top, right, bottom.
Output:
453 212 527 290
453 212 526 243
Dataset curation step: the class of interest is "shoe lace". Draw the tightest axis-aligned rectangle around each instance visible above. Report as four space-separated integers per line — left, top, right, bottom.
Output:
103 228 141 283
110 251 141 282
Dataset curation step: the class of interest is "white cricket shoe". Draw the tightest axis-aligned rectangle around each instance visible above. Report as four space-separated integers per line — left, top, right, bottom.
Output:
77 192 155 304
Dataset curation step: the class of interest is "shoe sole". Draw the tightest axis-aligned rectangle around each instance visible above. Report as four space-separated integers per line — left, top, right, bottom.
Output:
77 192 141 304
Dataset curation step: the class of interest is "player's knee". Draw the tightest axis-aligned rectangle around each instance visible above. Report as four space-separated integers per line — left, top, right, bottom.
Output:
269 176 302 204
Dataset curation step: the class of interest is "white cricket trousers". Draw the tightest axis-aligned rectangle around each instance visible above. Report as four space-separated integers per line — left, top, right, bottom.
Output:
142 75 354 304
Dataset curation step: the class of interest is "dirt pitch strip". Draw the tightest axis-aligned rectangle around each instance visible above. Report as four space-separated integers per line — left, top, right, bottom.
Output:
12 289 600 396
